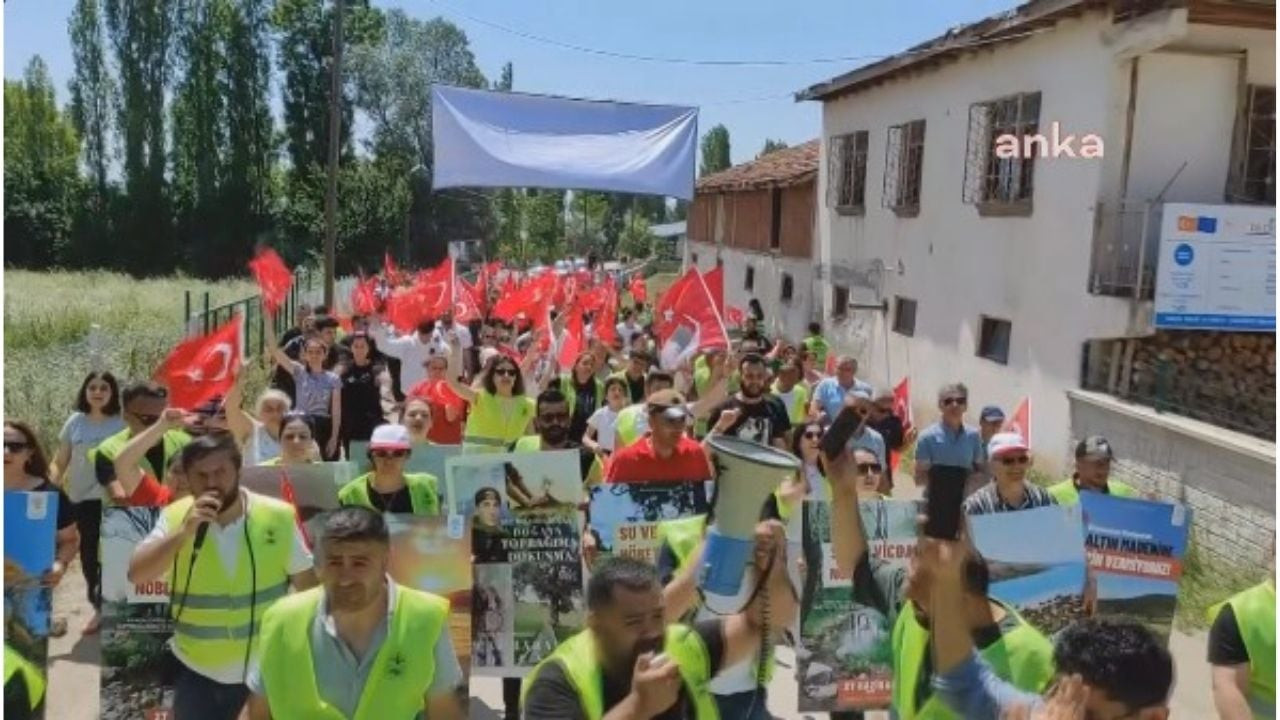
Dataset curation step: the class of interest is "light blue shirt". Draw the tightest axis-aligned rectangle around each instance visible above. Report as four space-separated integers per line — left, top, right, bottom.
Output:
931 650 1043 719
915 421 983 470
812 376 874 420
247 580 462 717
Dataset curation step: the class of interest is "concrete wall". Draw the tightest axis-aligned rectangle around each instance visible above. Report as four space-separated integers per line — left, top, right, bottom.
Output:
813 9 1275 473
1068 390 1275 569
687 239 817 344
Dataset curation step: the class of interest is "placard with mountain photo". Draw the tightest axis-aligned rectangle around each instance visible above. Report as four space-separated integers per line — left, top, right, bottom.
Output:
4 490 59 720
100 506 175 720
1079 493 1190 643
969 503 1088 638
446 450 583 677
797 498 918 713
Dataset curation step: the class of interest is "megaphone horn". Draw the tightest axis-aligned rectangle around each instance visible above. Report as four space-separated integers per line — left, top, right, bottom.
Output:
700 435 800 598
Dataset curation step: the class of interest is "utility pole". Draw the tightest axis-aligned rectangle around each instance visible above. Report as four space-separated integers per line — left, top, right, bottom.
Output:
323 0 345 308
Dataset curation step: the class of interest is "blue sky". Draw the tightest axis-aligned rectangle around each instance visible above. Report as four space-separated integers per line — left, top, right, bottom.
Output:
4 0 1019 165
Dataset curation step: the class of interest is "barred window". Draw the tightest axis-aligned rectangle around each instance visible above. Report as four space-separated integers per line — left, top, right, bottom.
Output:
1242 86 1275 204
832 285 850 319
883 120 925 216
892 296 917 337
964 92 1040 210
978 316 1012 365
826 131 868 214
781 274 794 302
745 266 755 292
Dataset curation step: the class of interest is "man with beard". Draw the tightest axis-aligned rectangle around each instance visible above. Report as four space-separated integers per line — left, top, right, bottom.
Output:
511 388 604 486
822 408 1053 720
245 507 466 720
521 521 797 720
128 433 318 720
706 353 791 451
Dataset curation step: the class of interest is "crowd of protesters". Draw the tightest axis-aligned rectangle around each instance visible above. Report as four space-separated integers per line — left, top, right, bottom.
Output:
3 263 1274 720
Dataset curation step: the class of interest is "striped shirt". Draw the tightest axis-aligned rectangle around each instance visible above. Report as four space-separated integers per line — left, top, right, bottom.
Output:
962 482 1057 516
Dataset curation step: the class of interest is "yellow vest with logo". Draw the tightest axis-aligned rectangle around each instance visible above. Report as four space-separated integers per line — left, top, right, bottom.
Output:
1209 581 1276 719
338 472 440 516
560 374 606 417
1046 478 1139 506
891 600 1054 719
161 493 296 678
257 584 448 720
463 390 535 453
4 644 45 711
520 626 719 720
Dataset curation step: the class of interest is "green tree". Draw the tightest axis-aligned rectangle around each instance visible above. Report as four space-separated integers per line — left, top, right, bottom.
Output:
699 124 731 177
67 0 116 267
105 0 180 274
525 190 566 263
619 212 655 260
759 138 788 157
3 58 82 268
493 61 513 92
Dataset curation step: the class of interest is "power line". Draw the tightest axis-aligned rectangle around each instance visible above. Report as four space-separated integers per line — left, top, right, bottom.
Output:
429 0 890 67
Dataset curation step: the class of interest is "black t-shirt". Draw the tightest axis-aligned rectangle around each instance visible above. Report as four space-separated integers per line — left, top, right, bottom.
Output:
521 619 727 720
4 671 37 720
358 480 416 514
625 374 646 405
94 440 167 486
570 378 599 442
340 362 385 429
1208 603 1250 666
707 396 791 446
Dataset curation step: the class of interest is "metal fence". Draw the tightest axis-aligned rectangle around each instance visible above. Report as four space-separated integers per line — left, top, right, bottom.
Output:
184 267 323 360
1088 199 1162 300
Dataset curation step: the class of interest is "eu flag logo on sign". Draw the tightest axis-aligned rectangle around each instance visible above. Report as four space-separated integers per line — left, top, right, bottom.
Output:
1196 216 1218 233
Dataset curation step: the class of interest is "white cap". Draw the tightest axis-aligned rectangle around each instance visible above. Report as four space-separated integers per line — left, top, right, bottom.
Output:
369 424 412 451
987 432 1029 459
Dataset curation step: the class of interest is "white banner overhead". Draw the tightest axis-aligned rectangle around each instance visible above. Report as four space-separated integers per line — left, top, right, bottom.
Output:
431 85 698 199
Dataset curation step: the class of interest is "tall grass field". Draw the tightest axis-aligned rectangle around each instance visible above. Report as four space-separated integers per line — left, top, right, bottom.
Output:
4 271 260 450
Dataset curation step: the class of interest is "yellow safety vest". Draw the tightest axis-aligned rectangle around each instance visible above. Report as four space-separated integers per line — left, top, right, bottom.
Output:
560 374 605 417
521 627 719 720
257 584 449 720
89 427 191 490
338 472 440 516
463 390 535 453
614 405 646 449
1209 581 1276 719
891 600 1055 719
4 644 45 712
1046 478 1139 506
770 381 810 425
161 493 296 678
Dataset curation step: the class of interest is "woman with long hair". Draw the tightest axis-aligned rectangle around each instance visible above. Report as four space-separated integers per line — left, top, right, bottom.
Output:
448 353 536 454
4 420 80 636
266 323 342 460
224 373 291 466
336 332 393 455
261 413 322 465
48 371 124 633
558 351 604 444
400 397 433 444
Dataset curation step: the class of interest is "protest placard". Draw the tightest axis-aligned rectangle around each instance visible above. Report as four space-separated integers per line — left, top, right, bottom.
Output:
1080 493 1190 642
970 504 1088 637
240 462 346 548
100 506 174 720
797 498 917 713
446 450 583 677
4 491 58 720
587 482 710 567
349 441 460 508
385 515 475 678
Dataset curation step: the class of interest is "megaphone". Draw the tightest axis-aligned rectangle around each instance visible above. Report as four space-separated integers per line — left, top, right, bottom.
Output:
700 435 800 599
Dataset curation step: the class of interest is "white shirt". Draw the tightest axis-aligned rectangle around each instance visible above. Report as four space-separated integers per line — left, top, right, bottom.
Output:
371 323 448 390
432 323 473 351
587 406 622 452
145 489 314 684
616 322 640 347
242 420 282 467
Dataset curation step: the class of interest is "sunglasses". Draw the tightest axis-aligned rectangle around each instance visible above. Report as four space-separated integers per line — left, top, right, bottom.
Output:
4 441 30 453
941 397 968 407
134 413 162 426
998 455 1031 466
856 462 883 474
539 412 571 423
281 433 312 442
802 430 823 440
372 449 409 459
493 368 518 378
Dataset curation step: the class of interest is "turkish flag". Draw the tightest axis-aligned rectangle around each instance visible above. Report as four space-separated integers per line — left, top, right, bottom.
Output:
890 378 913 473
493 273 555 323
155 317 243 410
594 278 619 346
248 248 292 315
351 275 380 315
279 470 312 551
558 309 586 368
454 279 482 323
702 266 725 317
655 268 729 369
725 306 746 327
1002 397 1031 447
386 258 454 331
411 379 467 414
383 251 404 287
629 274 647 304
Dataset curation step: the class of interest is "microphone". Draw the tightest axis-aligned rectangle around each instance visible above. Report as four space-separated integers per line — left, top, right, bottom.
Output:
193 523 210 552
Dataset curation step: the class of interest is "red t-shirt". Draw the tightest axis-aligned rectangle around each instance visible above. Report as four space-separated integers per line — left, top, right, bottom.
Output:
605 435 713 484
407 380 467 445
127 473 173 506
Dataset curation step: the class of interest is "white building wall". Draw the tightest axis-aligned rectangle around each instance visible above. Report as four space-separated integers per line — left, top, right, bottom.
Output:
813 10 1273 473
687 240 817 343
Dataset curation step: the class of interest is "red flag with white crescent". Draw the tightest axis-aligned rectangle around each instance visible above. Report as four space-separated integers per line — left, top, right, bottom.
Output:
248 248 292 314
890 377 913 473
1002 397 1031 447
155 317 243 410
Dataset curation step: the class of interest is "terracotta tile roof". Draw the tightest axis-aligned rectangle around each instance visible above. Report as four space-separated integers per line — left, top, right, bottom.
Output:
696 139 819 193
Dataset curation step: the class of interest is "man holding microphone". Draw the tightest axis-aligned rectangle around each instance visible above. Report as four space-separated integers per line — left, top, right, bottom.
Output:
128 433 317 720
